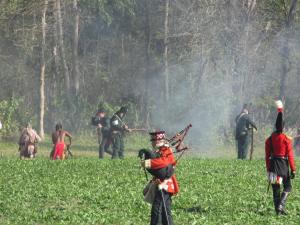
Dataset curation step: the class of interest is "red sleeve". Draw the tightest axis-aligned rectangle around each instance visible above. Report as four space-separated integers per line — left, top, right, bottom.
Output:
150 148 175 170
286 138 296 172
265 137 271 171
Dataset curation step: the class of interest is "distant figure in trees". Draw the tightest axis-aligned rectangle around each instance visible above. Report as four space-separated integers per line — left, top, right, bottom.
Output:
110 106 131 159
235 104 257 159
265 100 296 215
51 123 72 160
293 127 300 156
18 123 41 159
91 108 112 159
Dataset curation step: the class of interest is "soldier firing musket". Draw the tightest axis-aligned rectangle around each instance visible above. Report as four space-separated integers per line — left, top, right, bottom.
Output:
91 108 113 159
235 104 257 159
110 106 132 159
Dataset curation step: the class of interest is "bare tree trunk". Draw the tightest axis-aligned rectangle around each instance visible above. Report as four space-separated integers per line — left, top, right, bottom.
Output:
279 0 298 100
39 0 48 139
56 0 70 100
72 0 80 96
143 0 151 127
163 0 170 102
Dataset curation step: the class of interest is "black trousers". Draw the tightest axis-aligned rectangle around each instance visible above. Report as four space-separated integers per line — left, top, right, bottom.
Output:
99 135 112 158
111 133 124 159
272 176 292 209
150 189 173 225
237 135 249 159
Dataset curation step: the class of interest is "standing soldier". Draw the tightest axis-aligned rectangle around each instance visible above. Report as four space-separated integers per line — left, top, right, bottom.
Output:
265 100 296 215
92 108 112 159
110 106 131 159
141 131 179 225
18 123 41 159
52 123 72 160
235 104 257 159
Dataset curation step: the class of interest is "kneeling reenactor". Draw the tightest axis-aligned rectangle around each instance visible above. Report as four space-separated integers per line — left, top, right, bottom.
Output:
18 123 41 159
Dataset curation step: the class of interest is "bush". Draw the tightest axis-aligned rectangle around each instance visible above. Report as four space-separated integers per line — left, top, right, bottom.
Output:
0 97 24 137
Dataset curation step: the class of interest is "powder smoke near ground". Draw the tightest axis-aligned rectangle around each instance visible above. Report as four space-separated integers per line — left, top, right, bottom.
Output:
142 1 300 152
0 1 300 153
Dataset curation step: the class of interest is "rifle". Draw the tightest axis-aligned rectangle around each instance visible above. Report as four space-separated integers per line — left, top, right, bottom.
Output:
65 144 73 159
130 128 148 132
250 127 254 160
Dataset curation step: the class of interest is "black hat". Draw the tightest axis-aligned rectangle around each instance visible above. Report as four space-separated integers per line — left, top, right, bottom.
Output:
149 131 166 141
118 106 128 114
275 112 284 132
97 108 105 113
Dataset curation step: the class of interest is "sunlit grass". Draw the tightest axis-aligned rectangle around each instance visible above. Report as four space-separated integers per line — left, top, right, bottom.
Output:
0 157 299 225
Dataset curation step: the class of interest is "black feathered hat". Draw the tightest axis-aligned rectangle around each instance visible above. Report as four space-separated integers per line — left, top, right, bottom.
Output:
149 131 166 141
118 106 128 114
97 108 105 113
275 100 284 132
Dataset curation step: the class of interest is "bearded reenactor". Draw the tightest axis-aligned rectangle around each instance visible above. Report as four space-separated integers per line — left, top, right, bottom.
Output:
110 106 131 159
92 108 112 158
235 104 257 159
265 100 296 215
18 123 41 159
141 131 179 225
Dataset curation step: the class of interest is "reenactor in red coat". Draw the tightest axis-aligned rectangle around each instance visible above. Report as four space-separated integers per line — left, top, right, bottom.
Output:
141 131 179 225
265 100 296 215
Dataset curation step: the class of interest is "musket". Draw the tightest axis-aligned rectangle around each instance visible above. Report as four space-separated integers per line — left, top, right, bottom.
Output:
250 127 254 160
130 128 148 132
66 144 73 158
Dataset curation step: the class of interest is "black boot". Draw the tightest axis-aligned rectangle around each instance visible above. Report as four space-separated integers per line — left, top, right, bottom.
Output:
273 196 281 215
278 192 289 215
272 186 281 215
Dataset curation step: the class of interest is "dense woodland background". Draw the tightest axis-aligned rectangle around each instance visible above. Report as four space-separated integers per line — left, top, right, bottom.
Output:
0 0 300 147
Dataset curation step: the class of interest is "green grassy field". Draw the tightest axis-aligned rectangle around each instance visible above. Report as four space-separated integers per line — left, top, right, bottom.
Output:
0 135 299 225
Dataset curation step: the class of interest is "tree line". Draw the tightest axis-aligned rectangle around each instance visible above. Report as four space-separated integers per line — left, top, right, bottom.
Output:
0 0 299 145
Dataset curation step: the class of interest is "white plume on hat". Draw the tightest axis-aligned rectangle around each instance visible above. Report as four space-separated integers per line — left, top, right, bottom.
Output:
275 100 283 112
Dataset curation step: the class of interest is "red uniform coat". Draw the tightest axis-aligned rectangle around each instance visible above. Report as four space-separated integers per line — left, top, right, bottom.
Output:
145 146 179 195
265 132 296 172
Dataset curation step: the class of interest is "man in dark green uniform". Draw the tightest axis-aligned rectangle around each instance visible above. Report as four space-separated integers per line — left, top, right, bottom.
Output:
235 104 257 159
110 106 131 159
92 108 112 159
